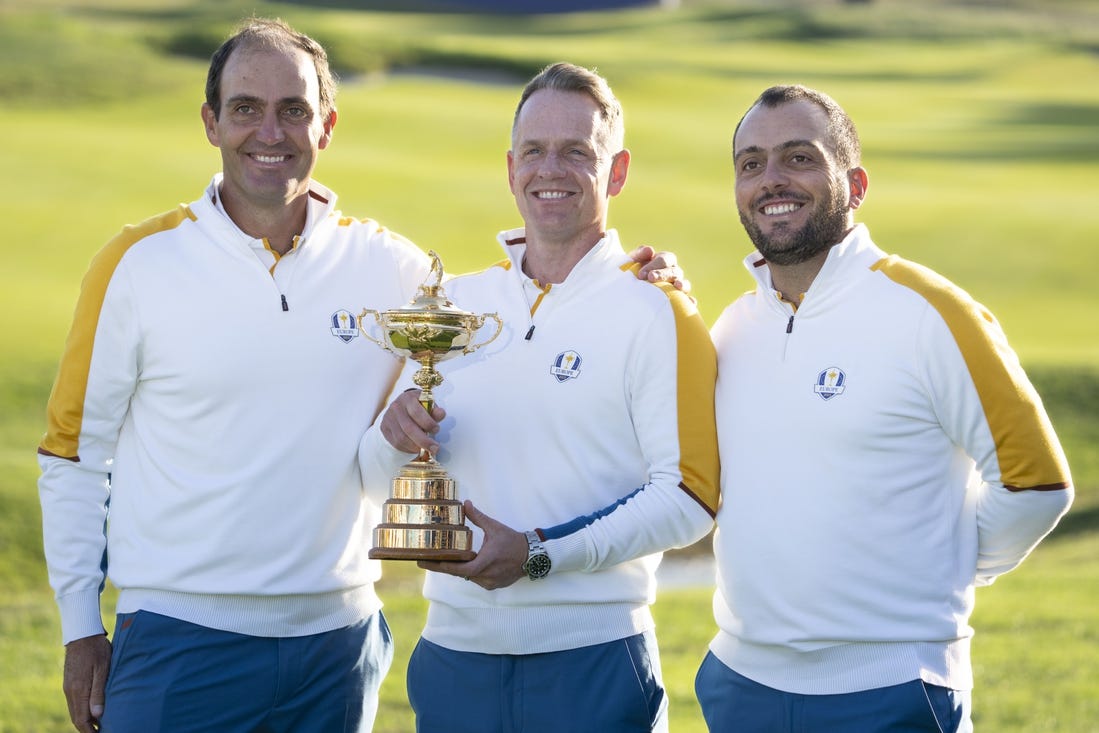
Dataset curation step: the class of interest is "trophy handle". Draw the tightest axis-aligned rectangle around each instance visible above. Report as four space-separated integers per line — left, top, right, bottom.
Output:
465 313 503 354
357 309 393 353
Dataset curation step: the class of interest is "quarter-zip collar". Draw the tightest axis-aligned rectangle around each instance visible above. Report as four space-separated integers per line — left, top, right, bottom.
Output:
742 223 886 322
498 227 629 293
497 227 629 341
191 173 339 266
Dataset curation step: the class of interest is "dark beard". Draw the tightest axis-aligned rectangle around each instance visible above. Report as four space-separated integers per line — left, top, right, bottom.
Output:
740 190 849 266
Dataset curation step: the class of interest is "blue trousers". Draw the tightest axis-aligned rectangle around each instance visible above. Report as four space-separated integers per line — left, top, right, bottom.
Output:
695 652 971 733
407 631 668 733
100 610 393 733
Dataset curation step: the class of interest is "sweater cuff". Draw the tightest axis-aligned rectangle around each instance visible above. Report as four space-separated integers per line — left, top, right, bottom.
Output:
543 532 590 575
57 589 106 645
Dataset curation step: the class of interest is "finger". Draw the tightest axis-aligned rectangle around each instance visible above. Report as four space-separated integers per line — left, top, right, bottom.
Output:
383 395 443 453
380 410 425 453
626 244 656 264
66 690 96 733
648 265 683 282
406 402 444 433
89 649 109 723
63 668 91 731
418 558 481 580
462 500 485 528
462 501 505 534
649 250 678 269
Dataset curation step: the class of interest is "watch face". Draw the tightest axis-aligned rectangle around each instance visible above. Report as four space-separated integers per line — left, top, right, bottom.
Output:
525 553 551 579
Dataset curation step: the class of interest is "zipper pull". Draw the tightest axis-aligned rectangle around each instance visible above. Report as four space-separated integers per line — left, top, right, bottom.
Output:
281 294 289 312
525 325 535 341
786 315 794 334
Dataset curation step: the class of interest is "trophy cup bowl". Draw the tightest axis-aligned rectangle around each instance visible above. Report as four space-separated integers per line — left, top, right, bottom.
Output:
360 251 502 561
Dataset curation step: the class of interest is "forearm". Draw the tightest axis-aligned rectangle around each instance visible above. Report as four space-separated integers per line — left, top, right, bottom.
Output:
38 456 110 643
542 481 714 574
975 482 1073 585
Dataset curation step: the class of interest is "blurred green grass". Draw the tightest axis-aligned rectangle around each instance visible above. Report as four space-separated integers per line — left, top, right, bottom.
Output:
1 1 1096 731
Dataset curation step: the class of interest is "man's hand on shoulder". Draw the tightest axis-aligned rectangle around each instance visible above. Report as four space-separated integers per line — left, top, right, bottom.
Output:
629 245 692 294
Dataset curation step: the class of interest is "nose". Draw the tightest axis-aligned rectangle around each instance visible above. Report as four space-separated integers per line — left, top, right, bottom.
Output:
537 151 566 178
255 109 285 145
759 159 789 191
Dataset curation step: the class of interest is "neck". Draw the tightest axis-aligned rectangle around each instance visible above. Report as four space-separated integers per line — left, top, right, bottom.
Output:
521 231 604 284
768 248 830 306
219 187 308 255
765 224 857 305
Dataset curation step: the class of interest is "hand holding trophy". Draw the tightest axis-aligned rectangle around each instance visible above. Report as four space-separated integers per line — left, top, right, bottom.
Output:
359 251 502 560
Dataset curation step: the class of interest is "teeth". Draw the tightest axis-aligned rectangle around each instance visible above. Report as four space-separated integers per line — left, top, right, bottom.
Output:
535 191 569 199
763 203 800 215
254 155 288 163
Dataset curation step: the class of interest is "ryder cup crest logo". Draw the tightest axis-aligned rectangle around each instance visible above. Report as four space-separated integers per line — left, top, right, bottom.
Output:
330 310 360 343
814 367 847 400
550 350 583 383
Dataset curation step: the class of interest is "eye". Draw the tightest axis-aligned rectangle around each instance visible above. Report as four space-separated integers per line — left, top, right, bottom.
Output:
283 106 308 120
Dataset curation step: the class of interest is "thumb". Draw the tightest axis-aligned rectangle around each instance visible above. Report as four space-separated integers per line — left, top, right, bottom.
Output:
90 671 107 720
463 500 489 529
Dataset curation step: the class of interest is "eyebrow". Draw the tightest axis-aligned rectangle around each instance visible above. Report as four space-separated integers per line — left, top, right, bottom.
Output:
225 94 313 109
734 139 821 161
518 137 594 149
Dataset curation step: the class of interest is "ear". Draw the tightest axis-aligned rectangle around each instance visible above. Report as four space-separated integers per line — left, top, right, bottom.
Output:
847 167 868 210
507 149 517 193
607 149 630 197
201 103 219 147
318 109 338 151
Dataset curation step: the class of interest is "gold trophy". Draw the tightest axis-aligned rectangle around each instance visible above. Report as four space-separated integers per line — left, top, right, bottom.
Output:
359 251 502 560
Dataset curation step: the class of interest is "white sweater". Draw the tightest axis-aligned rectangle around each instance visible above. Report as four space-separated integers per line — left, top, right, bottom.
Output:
361 228 720 654
38 176 429 643
709 225 1073 693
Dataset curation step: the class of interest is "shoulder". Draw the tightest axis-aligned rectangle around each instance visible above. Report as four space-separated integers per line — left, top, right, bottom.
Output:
437 259 512 308
870 254 998 335
90 204 196 277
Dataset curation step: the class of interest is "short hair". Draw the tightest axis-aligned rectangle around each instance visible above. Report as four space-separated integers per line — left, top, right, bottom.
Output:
735 84 861 170
512 62 625 154
205 17 338 121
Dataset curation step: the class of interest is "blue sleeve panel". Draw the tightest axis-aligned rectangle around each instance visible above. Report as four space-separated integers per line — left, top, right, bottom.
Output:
540 486 645 541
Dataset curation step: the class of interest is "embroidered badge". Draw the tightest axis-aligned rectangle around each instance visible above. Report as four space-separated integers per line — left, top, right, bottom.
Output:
550 350 583 382
814 367 847 400
330 310 360 343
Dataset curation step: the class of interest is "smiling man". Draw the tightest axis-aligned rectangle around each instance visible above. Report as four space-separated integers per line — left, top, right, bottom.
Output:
37 19 429 733
362 63 720 732
37 19 689 733
696 84 1073 733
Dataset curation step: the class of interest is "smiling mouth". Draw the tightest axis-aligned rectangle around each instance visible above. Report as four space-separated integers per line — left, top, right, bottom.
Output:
534 191 572 200
250 154 291 164
762 202 802 216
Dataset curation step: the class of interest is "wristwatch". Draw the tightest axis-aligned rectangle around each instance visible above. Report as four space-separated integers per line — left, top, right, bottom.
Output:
522 530 552 580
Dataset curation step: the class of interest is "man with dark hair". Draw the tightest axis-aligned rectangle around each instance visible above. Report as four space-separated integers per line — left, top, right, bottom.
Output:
38 20 682 733
696 84 1073 732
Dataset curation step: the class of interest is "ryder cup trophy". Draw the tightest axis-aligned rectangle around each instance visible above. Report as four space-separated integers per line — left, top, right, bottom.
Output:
359 251 502 560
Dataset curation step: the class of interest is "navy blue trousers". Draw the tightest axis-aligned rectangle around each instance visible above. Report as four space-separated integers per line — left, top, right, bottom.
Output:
100 610 393 733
